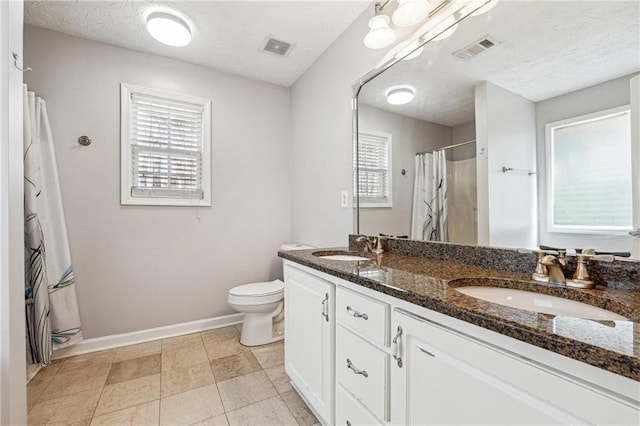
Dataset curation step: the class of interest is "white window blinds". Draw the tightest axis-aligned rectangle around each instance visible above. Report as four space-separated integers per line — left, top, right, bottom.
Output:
121 84 211 206
355 130 392 207
547 107 632 232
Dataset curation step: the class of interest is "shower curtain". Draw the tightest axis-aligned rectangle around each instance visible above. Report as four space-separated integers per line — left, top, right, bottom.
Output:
24 86 82 365
410 150 449 242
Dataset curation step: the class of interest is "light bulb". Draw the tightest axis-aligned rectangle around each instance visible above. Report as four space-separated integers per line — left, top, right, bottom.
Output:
386 86 415 105
392 0 431 27
146 12 192 47
364 14 397 49
432 16 458 41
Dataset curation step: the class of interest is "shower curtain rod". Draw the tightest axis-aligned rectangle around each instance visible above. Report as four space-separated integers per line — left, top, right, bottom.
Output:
417 139 476 156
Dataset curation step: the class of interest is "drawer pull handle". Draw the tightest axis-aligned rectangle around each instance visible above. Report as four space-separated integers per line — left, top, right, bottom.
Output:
392 325 403 368
346 358 368 377
346 422 352 426
321 293 329 322
346 306 368 320
419 347 435 357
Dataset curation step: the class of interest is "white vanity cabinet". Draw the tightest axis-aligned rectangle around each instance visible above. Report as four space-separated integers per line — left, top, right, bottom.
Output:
283 262 335 425
283 260 640 426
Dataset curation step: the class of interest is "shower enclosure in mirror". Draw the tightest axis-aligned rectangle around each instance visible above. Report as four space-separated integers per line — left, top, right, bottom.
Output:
353 0 640 258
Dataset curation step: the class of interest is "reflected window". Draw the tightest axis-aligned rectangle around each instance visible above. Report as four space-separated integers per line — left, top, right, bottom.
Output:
546 107 632 233
355 129 392 208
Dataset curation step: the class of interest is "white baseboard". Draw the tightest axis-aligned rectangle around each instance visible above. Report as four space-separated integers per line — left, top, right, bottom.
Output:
52 313 244 360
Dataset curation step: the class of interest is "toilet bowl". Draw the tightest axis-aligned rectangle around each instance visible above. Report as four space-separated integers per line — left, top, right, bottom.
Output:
228 243 314 346
228 280 285 346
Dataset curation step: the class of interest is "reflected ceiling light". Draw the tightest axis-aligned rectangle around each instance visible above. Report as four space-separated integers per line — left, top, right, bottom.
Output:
399 39 425 60
146 11 192 47
392 0 431 27
364 10 396 49
386 85 415 105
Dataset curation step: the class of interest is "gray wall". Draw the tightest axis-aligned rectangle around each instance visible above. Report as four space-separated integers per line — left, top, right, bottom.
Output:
476 82 537 249
358 105 451 236
536 74 636 253
289 9 390 247
24 26 291 338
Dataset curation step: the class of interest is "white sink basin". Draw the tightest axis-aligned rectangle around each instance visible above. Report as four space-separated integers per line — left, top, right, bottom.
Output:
320 255 370 261
456 286 627 321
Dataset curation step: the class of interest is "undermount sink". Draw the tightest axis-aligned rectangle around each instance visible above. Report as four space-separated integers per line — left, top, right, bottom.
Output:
455 286 627 321
312 250 370 262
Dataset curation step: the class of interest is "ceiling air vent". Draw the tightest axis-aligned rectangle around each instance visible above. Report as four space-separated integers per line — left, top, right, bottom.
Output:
261 35 294 57
453 35 499 61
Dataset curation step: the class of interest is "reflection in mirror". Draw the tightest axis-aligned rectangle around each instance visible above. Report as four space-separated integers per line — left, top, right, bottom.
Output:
355 0 640 258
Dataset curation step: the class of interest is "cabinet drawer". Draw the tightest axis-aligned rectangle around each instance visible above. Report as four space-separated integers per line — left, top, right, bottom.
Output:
335 384 383 426
336 325 389 422
336 286 389 346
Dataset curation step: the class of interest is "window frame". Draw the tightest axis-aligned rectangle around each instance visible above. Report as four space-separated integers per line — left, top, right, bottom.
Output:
120 83 212 207
356 128 393 208
545 105 632 235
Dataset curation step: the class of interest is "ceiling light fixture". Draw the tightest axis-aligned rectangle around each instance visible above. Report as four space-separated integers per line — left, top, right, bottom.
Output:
364 0 501 51
392 0 431 27
146 11 192 47
386 85 415 105
364 4 396 49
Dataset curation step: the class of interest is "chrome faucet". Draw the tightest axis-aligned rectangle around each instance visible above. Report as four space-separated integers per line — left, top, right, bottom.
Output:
541 254 566 285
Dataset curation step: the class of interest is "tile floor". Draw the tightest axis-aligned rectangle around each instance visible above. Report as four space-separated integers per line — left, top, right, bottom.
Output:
27 325 319 425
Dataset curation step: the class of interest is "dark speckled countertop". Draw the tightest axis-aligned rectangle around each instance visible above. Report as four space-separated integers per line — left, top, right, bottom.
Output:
278 248 640 381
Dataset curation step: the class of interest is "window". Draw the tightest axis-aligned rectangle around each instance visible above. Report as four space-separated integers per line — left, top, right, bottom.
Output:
121 83 211 206
546 106 632 233
355 129 392 208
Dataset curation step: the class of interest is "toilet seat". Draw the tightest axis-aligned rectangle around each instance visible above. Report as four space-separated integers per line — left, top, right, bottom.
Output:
228 280 284 305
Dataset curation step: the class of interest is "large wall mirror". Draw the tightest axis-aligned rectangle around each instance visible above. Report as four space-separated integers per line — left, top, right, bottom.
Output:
354 0 640 258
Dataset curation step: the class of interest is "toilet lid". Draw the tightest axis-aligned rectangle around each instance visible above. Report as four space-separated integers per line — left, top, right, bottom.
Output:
229 280 284 297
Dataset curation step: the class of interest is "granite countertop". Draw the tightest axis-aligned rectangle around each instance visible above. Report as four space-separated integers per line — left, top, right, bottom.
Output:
278 248 640 381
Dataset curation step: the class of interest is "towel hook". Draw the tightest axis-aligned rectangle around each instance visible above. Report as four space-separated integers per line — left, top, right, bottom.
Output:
12 52 32 72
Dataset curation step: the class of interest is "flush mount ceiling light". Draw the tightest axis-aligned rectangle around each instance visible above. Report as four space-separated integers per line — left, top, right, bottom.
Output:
386 85 415 105
146 11 192 47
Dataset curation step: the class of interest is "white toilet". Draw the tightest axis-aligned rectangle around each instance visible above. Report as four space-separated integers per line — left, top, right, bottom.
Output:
227 243 313 346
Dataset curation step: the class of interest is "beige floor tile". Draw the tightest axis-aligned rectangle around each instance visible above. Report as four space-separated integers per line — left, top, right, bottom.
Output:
162 333 203 351
28 388 101 426
263 364 293 394
66 419 92 426
204 336 250 361
191 414 229 426
201 326 240 343
159 384 224 425
234 324 243 333
106 353 161 385
40 363 111 401
162 342 209 372
161 362 215 399
90 399 159 426
114 341 162 362
210 351 261 382
27 361 64 411
281 390 319 426
59 350 116 372
95 374 160 416
226 396 298 426
217 370 278 412
250 341 284 369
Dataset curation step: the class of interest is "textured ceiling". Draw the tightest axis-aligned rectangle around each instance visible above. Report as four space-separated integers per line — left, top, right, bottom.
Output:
24 0 371 87
358 0 640 127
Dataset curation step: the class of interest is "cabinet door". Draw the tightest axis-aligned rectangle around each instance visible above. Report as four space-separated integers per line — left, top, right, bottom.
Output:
284 264 334 424
390 310 574 426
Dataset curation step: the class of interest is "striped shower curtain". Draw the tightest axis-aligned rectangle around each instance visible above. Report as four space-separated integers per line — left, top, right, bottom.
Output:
24 86 82 365
410 150 449 242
